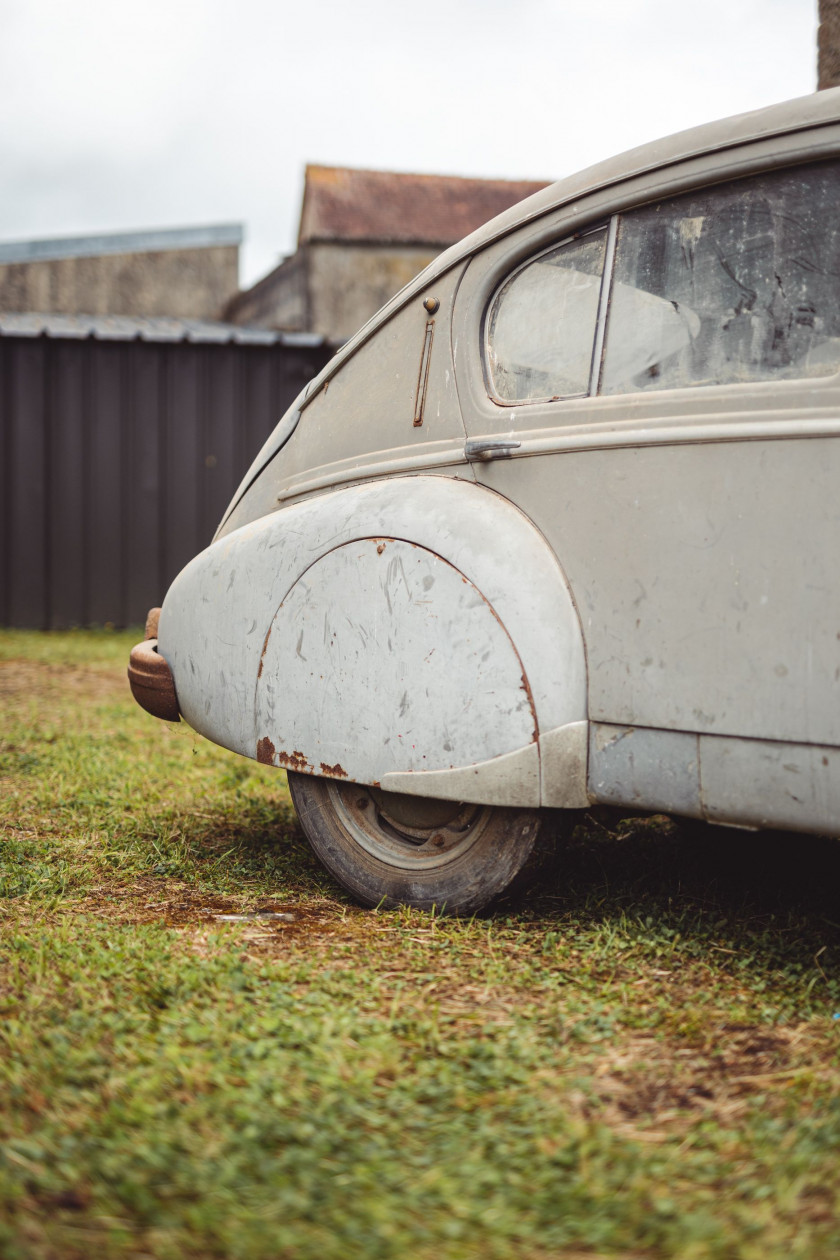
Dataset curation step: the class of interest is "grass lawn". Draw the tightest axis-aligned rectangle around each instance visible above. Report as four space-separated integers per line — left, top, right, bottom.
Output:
1 628 840 1259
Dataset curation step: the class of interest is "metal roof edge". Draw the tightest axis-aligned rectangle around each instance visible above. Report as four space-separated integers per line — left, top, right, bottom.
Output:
306 235 455 250
0 311 333 347
0 223 244 265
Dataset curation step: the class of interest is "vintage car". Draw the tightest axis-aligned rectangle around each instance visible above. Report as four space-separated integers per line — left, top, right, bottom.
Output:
129 88 840 914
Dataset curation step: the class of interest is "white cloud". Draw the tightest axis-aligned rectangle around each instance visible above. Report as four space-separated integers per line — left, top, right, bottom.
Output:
0 0 819 285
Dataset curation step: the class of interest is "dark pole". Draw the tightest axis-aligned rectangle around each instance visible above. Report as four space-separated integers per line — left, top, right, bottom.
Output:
819 0 840 89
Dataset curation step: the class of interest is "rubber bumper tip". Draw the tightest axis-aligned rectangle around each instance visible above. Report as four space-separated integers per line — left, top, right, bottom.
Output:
127 637 180 722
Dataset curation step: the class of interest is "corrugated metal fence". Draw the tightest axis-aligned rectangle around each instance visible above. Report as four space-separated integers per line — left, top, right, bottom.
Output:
0 316 333 627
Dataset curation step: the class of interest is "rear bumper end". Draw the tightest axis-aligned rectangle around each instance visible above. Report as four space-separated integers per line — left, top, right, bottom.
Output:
127 607 180 723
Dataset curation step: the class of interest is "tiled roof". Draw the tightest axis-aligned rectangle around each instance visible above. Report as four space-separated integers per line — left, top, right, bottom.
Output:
298 165 550 247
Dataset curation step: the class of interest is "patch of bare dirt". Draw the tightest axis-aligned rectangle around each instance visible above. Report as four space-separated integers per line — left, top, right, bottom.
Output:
0 659 127 710
569 1022 823 1140
50 879 339 931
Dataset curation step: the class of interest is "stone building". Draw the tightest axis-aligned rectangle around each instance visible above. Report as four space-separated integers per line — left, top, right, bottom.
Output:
820 0 840 89
0 223 242 320
225 166 549 342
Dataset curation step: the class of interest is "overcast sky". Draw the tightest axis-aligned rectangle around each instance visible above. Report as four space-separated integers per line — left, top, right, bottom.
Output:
0 0 819 288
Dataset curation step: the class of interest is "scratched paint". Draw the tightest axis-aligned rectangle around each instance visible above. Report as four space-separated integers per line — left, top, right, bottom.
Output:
255 538 538 783
158 476 587 764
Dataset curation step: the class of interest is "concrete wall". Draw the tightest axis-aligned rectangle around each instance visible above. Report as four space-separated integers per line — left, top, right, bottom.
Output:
820 0 840 89
225 249 309 331
307 242 439 341
0 244 240 318
227 241 441 341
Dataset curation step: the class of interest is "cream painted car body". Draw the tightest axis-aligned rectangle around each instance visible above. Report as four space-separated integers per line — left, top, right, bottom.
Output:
159 88 840 836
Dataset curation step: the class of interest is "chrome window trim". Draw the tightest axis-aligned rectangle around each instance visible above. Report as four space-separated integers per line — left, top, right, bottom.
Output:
589 215 619 397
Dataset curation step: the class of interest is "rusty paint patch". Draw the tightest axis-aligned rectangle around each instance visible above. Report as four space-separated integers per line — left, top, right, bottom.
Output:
257 626 273 680
256 736 276 764
376 543 386 555
277 749 312 772
413 318 435 426
520 671 539 744
320 761 348 778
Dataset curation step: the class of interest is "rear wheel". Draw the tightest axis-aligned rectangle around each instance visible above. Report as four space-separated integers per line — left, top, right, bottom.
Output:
287 772 543 915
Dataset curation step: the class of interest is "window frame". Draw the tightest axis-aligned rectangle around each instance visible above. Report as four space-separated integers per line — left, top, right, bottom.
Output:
483 220 616 407
483 159 840 408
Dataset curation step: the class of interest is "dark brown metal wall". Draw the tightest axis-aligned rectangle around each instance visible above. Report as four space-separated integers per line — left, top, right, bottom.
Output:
0 334 331 627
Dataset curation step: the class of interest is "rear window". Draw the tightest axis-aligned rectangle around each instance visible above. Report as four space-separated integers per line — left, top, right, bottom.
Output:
485 161 840 404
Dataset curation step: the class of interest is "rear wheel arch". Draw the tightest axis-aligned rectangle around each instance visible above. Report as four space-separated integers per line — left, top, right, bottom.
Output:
160 475 588 794
251 477 588 796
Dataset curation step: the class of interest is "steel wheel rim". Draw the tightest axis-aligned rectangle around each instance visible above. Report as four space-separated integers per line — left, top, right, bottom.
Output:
326 781 493 870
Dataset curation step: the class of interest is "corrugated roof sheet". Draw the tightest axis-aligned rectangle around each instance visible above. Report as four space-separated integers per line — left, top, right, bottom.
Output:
0 312 330 347
298 166 550 247
0 224 243 266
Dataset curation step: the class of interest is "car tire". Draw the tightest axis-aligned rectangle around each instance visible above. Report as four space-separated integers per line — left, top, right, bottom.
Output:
287 772 544 915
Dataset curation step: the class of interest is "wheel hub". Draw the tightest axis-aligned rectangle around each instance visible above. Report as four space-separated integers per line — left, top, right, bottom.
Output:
327 782 492 869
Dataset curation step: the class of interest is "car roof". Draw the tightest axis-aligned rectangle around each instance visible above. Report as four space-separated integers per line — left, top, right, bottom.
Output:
219 87 840 536
306 87 840 404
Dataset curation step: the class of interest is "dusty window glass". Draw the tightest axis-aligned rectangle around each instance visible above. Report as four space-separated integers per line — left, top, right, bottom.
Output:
601 162 840 394
486 230 607 402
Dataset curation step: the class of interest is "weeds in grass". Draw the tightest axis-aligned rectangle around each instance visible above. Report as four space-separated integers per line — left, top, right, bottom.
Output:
1 629 840 1259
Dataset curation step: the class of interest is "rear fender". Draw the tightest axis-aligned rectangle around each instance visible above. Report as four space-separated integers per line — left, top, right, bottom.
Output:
159 476 588 807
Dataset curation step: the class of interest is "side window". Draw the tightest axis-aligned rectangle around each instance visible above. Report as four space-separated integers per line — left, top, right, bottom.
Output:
485 161 840 404
602 163 840 394
486 229 607 402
